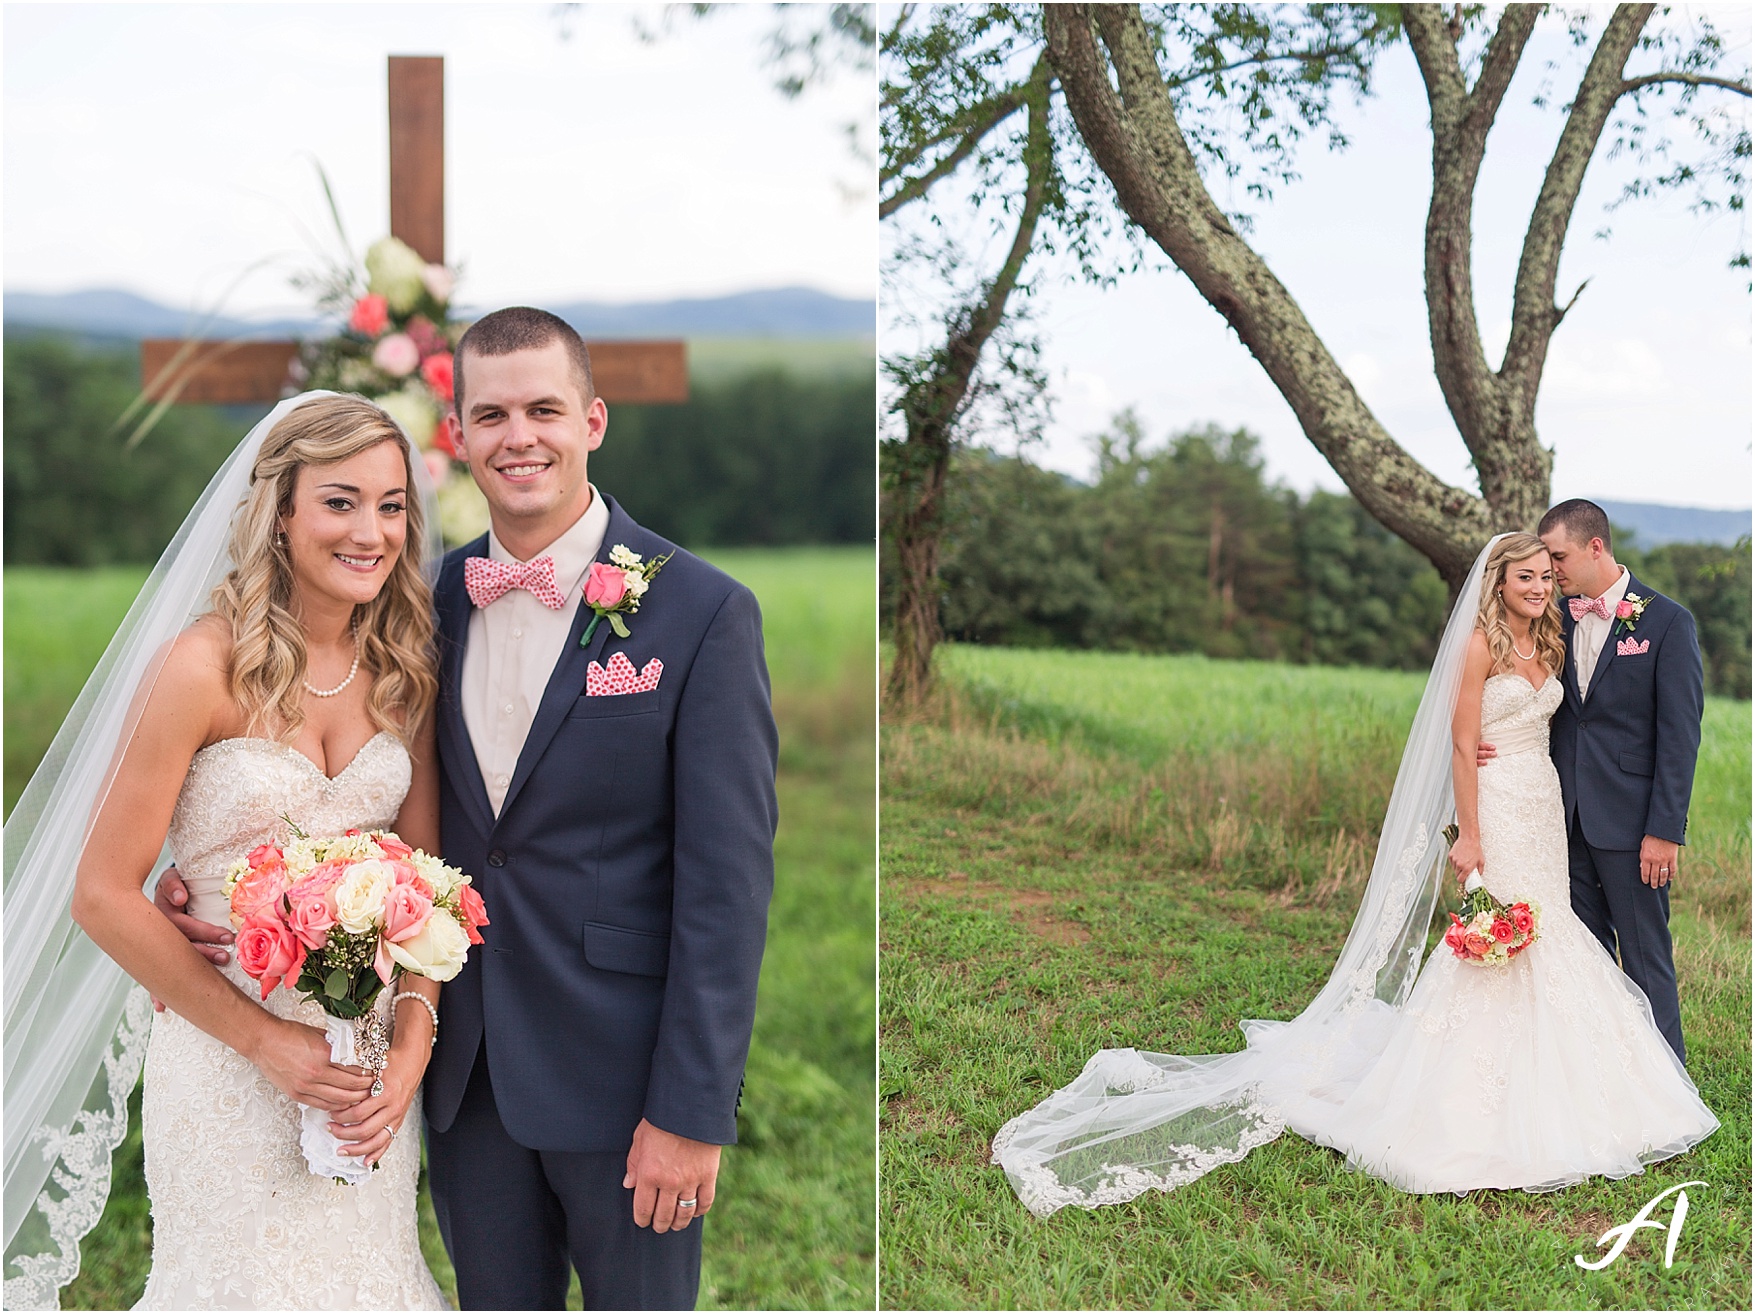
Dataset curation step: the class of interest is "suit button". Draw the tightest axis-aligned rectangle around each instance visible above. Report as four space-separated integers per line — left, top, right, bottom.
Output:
487 850 506 867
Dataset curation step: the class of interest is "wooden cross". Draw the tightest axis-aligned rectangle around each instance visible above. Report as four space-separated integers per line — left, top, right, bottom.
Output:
141 56 688 407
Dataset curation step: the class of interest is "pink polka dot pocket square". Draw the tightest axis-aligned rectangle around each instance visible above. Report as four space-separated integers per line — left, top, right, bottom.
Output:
1615 637 1650 656
586 650 663 696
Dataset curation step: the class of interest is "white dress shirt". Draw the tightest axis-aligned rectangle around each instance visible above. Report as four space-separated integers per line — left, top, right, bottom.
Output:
1574 566 1630 701
461 488 610 814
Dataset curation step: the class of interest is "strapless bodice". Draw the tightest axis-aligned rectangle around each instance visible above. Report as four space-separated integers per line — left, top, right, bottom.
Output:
1480 672 1562 757
165 732 411 925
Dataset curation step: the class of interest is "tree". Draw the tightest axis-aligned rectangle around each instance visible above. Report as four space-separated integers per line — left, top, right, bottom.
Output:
881 3 1395 699
1042 3 1749 590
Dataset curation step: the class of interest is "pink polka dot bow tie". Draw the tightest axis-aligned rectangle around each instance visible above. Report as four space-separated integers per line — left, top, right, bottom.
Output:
1568 595 1611 622
464 555 566 610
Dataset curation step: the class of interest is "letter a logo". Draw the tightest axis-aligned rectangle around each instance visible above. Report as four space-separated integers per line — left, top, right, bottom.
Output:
1575 1181 1707 1271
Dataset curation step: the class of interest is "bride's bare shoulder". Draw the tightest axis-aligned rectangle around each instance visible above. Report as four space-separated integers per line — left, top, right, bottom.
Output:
144 617 236 726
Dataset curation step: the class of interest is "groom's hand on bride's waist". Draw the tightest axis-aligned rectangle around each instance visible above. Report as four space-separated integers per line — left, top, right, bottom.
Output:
1476 740 1497 766
623 1117 722 1234
149 865 235 1011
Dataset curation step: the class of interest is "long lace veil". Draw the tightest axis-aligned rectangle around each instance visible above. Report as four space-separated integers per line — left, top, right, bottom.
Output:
3 392 443 1307
992 535 1504 1216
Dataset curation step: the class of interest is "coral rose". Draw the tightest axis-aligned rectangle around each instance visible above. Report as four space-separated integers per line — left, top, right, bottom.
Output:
1490 918 1515 944
1511 905 1535 935
1463 930 1492 957
377 835 414 860
228 865 285 925
420 352 454 403
235 915 307 1000
584 562 628 609
457 883 490 945
348 294 390 337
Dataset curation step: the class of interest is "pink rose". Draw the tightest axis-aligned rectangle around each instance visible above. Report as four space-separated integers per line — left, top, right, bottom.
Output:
248 843 284 868
390 859 433 900
348 294 390 337
284 859 348 919
372 332 421 377
421 352 455 403
405 315 448 358
235 915 307 1000
1615 599 1635 619
584 562 628 609
1511 906 1535 935
286 896 336 950
457 883 490 946
382 883 434 944
377 835 414 860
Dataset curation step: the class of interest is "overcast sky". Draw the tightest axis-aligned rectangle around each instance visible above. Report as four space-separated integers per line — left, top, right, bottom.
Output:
3 2 875 314
882 8 1752 512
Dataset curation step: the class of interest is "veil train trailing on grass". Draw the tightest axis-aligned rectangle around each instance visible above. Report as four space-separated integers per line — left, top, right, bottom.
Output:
991 535 1716 1215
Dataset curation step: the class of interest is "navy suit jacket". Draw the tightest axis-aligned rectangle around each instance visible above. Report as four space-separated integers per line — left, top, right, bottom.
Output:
422 495 778 1152
1549 574 1702 852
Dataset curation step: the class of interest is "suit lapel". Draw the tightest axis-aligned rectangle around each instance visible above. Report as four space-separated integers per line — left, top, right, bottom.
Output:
1560 608 1584 712
498 496 641 820
434 539 495 837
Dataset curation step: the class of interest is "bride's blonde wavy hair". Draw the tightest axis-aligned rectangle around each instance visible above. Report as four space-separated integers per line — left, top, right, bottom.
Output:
1476 532 1566 677
208 395 437 744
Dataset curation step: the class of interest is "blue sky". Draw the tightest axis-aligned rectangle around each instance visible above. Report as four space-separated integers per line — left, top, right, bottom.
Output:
3 3 875 313
882 8 1751 512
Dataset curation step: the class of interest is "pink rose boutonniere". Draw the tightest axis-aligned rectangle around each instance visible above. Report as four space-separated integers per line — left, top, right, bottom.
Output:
580 545 674 646
1614 592 1649 635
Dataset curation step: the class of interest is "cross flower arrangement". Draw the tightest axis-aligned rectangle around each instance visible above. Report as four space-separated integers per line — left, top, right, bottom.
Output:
581 545 674 645
293 235 488 545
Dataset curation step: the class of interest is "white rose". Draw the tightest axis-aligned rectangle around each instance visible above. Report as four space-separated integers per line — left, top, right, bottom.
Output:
333 859 395 934
385 907 471 982
365 236 428 315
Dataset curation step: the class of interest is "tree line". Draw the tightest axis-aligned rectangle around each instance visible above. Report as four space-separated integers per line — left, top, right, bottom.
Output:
880 419 1750 700
3 334 873 567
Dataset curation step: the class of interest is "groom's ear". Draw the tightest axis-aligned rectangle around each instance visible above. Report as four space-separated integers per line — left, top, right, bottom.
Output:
442 413 465 458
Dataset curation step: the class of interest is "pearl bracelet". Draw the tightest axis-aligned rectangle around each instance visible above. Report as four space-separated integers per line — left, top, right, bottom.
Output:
390 991 439 1045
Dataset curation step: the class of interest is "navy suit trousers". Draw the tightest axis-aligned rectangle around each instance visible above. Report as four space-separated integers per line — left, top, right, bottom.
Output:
1567 814 1685 1064
426 1044 702 1311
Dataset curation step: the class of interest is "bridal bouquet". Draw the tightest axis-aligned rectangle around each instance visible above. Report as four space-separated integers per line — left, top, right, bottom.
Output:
222 828 488 1181
1440 824 1539 966
1443 875 1540 967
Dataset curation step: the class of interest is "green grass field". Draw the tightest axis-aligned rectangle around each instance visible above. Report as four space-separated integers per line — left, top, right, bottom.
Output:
3 547 875 1310
881 643 1751 1310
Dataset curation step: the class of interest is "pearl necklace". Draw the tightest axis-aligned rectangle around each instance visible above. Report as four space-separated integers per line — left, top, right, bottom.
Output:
1511 636 1536 661
303 626 360 699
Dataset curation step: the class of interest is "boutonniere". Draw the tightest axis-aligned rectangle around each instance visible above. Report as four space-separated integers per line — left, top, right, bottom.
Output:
1614 592 1649 635
580 545 673 646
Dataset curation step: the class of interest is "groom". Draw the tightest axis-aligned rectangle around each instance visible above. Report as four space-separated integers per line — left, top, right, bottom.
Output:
160 307 777 1309
1489 499 1701 1065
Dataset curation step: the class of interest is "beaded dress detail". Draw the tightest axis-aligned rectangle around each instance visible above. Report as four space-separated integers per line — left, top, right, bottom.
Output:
134 733 445 1310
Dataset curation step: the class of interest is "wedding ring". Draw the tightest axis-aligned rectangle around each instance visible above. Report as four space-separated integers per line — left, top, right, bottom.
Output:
677 1198 698 1209
386 1123 398 1140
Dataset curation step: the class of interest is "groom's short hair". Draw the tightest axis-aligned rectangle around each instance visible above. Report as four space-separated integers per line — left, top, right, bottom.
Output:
453 307 595 412
1538 498 1612 551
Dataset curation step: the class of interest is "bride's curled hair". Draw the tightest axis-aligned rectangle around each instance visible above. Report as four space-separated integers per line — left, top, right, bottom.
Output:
208 395 437 744
1476 532 1565 676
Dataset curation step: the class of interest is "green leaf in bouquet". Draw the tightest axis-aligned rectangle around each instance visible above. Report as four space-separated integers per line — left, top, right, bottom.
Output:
324 967 350 1000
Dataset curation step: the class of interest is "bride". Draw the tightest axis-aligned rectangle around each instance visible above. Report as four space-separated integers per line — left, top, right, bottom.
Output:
992 533 1717 1215
4 393 446 1308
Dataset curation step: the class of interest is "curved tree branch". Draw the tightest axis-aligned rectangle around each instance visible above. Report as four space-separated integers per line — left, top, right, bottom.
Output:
1622 70 1752 97
1045 3 1488 584
880 90 1029 219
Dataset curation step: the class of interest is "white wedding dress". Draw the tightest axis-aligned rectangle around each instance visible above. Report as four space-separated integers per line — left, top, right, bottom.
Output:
1289 673 1718 1191
134 732 445 1310
994 669 1717 1213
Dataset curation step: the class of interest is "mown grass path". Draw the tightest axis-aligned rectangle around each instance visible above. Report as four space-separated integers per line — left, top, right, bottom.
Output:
5 548 875 1311
881 644 1750 1310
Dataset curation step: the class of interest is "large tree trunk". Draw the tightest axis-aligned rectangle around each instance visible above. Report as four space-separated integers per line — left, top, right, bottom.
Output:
887 60 1052 703
1043 4 1659 592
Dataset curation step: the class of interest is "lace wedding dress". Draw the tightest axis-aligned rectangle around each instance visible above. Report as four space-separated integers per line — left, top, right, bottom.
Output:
134 732 445 1310
994 670 1718 1213
1289 673 1718 1192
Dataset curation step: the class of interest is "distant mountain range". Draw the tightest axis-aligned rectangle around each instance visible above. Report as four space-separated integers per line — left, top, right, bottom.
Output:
2 285 874 341
1596 500 1749 549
